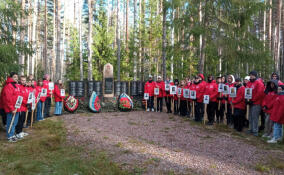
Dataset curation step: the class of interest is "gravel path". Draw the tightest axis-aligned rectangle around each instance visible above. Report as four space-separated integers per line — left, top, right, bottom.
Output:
62 111 284 175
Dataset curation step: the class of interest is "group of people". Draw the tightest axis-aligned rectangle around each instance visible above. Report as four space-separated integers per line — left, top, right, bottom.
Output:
144 71 284 143
0 73 65 142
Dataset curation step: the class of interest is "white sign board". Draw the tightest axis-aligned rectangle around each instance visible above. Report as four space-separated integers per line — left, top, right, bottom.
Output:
144 93 149 100
170 86 177 95
245 88 252 99
15 96 23 109
229 87 237 98
165 83 170 91
27 92 34 103
41 88 47 97
178 88 182 96
190 90 196 100
60 89 65 97
218 84 224 93
37 92 41 101
48 82 54 90
154 88 159 96
31 98 36 110
203 95 210 104
183 89 190 98
223 85 230 95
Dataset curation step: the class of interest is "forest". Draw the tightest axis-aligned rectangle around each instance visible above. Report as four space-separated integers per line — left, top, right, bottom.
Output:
0 0 283 82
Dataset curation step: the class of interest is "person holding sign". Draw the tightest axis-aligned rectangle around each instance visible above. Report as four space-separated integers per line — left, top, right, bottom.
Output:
216 77 224 124
54 80 66 116
224 75 235 127
2 72 21 142
155 76 165 112
36 79 45 121
173 79 179 115
144 75 155 112
230 78 246 132
191 74 206 122
164 77 174 113
205 75 218 125
179 80 188 116
43 74 53 118
246 71 265 136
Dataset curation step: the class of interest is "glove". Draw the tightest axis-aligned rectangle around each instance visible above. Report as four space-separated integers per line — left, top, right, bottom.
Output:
223 96 228 101
245 100 253 105
193 99 197 102
27 104 31 109
263 105 268 110
217 97 223 101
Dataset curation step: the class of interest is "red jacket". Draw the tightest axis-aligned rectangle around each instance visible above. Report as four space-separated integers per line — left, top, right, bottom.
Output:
2 78 21 113
270 94 284 124
165 82 174 98
246 79 265 105
144 81 156 97
232 86 246 110
19 85 30 112
262 91 277 114
191 81 206 103
155 81 165 98
43 80 54 97
54 84 65 102
205 81 218 102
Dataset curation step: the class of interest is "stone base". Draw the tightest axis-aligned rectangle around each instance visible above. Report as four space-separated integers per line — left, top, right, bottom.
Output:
102 96 117 103
103 93 114 98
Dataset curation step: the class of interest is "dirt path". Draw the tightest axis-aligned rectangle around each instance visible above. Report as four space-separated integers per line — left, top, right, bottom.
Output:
62 111 284 175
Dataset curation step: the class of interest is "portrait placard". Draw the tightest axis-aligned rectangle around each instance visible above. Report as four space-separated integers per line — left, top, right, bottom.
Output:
144 93 149 100
190 90 196 100
170 86 177 95
203 95 210 104
245 88 252 99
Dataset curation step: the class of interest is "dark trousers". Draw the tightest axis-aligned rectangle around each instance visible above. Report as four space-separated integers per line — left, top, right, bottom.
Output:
216 103 224 123
179 100 188 116
195 102 204 122
226 103 233 126
207 102 217 124
233 108 245 132
0 108 6 126
147 96 154 109
157 97 163 112
187 101 191 117
16 112 25 134
259 110 265 131
165 97 172 113
44 97 51 117
174 100 179 114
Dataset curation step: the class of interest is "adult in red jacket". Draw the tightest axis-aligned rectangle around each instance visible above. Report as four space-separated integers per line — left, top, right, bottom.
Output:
267 87 284 143
215 77 224 123
155 76 165 112
246 71 265 136
205 76 218 125
231 78 246 132
43 74 53 118
271 72 284 86
179 80 188 116
2 72 21 142
164 78 174 113
225 74 235 127
191 74 206 122
144 75 155 111
54 80 65 116
262 80 278 138
36 79 45 121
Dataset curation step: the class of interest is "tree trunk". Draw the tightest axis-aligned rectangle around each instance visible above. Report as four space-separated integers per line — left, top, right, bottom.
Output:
263 0 266 45
162 2 167 80
51 0 56 81
88 0 93 81
198 0 207 74
268 0 272 50
133 0 137 80
19 0 25 75
55 0 61 81
117 0 121 81
125 0 129 50
61 0 66 80
44 0 48 74
30 0 38 76
79 0 83 81
275 0 282 74
170 7 174 80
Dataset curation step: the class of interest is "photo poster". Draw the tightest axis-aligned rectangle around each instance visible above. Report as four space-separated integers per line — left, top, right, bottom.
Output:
190 90 196 100
183 89 190 98
178 88 182 96
48 82 54 90
27 92 34 103
203 95 210 104
154 88 160 96
32 98 36 110
144 93 149 100
165 83 170 91
15 96 23 109
60 89 65 97
223 85 230 95
245 88 252 99
37 91 41 100
170 85 177 95
41 88 47 97
229 87 237 98
218 83 224 93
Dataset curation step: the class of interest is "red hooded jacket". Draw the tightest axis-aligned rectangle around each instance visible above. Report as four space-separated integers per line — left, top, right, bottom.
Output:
2 78 21 113
155 81 165 98
246 79 265 105
54 84 65 102
262 91 277 114
144 81 156 97
270 94 284 124
19 85 30 112
232 86 246 110
205 80 218 102
191 82 206 103
43 80 54 98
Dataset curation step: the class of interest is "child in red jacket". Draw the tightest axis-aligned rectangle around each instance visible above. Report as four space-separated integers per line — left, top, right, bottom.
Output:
54 80 65 116
144 75 155 112
155 76 165 112
164 77 174 113
205 75 218 125
179 80 188 117
36 79 45 121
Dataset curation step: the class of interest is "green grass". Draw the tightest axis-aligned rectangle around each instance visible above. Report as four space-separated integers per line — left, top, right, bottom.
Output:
0 119 128 175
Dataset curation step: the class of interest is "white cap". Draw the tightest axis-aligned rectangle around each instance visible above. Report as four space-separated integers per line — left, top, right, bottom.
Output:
157 76 162 79
149 75 153 78
245 76 250 81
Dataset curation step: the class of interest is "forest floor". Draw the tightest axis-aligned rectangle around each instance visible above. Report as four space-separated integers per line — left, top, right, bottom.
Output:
63 111 284 175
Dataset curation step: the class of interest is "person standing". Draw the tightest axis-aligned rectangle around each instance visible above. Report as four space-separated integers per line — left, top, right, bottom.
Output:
173 79 179 115
164 77 173 113
191 74 206 122
36 79 45 121
179 80 188 117
155 76 165 112
205 75 218 125
216 76 224 124
271 72 284 86
225 75 235 127
54 80 65 116
43 74 53 118
246 71 265 136
144 75 155 112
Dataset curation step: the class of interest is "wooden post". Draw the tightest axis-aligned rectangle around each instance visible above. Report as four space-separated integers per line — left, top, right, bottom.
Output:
246 104 249 120
231 98 234 115
145 99 147 111
42 102 45 118
203 104 207 125
192 101 195 118
31 110 34 128
154 95 157 112
171 98 174 114
218 93 221 110
24 110 29 127
8 113 16 134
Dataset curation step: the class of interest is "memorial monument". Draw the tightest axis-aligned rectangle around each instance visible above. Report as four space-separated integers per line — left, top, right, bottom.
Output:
103 63 114 98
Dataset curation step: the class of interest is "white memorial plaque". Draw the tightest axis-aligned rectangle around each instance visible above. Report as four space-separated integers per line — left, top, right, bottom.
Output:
203 95 210 104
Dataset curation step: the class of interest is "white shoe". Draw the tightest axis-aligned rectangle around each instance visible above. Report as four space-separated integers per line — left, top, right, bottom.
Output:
267 138 278 143
21 132 29 137
8 136 17 143
262 134 269 138
16 134 24 140
151 108 155 112
147 108 150 112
